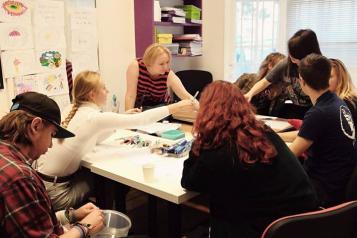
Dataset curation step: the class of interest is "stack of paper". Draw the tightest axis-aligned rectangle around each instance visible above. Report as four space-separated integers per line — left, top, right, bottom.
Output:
161 7 186 23
173 34 202 56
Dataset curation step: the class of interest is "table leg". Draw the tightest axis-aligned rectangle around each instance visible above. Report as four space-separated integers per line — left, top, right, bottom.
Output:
168 202 182 238
148 195 157 237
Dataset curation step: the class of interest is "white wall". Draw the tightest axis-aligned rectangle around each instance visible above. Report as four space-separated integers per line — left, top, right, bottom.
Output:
96 0 136 112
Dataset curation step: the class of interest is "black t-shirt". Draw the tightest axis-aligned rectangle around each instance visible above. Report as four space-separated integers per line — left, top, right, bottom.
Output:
266 59 311 107
299 91 357 204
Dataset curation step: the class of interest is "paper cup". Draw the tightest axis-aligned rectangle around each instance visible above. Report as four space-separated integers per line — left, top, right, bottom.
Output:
142 163 155 183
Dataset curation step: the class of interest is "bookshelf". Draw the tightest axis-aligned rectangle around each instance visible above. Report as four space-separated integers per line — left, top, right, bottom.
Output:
134 0 202 57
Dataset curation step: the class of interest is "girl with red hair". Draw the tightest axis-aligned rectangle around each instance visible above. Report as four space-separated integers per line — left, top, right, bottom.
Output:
181 81 318 238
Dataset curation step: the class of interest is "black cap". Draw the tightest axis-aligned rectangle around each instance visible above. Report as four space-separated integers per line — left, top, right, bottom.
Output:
10 92 75 139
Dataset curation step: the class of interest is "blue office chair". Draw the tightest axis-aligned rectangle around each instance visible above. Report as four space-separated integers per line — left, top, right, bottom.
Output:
261 200 357 238
173 70 213 102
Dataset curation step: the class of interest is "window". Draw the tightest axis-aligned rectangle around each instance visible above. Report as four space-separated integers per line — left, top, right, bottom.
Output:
287 0 357 69
235 0 280 78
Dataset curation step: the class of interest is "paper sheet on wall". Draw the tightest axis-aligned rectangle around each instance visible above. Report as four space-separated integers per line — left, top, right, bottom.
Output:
1 49 37 78
0 0 32 23
33 0 64 27
13 74 42 95
50 93 70 111
70 9 97 30
38 69 69 96
70 50 98 77
36 48 66 72
71 28 97 51
0 23 33 50
34 26 66 50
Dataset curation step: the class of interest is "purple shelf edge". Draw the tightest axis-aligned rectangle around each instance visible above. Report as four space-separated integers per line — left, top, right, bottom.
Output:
154 21 201 27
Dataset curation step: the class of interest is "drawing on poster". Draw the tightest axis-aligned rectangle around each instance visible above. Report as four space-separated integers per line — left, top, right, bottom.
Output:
2 0 28 16
39 50 63 69
0 23 33 50
39 70 68 96
13 74 41 95
34 27 65 50
1 49 36 78
33 0 64 27
0 0 31 22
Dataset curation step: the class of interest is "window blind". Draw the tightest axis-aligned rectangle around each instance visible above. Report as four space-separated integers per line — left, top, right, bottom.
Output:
287 0 357 68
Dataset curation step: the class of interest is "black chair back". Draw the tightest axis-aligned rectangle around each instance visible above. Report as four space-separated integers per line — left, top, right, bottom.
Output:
173 70 213 101
261 201 357 238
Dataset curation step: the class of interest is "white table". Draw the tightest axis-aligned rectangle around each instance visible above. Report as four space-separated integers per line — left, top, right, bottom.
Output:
82 128 197 237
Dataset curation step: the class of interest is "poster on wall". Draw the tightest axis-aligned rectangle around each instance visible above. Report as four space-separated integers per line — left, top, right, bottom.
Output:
0 23 33 50
34 26 66 50
71 29 97 51
70 9 97 30
33 0 64 27
50 93 70 111
0 0 32 23
36 48 66 72
13 74 41 95
1 49 37 78
70 50 98 77
38 69 69 96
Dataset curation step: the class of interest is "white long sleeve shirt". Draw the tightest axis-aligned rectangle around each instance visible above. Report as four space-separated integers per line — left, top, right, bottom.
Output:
35 102 169 177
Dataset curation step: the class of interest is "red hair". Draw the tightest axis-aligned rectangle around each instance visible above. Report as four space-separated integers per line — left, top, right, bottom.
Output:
192 80 277 164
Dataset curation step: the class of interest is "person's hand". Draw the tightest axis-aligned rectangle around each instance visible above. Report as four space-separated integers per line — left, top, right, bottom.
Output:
178 99 196 109
80 209 105 235
192 99 200 111
125 107 142 114
73 202 98 221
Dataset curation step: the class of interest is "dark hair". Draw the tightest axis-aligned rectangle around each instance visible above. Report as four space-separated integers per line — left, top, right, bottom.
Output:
192 80 277 165
287 29 322 77
299 53 331 91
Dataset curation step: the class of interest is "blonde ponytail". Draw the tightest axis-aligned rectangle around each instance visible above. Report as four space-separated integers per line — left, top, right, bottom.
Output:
61 103 80 128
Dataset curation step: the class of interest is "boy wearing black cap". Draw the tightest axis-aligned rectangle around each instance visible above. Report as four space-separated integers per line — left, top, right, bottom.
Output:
288 54 357 207
0 92 104 238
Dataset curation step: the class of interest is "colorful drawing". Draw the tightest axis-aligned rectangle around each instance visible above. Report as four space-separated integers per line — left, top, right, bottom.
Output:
39 50 62 69
38 69 69 96
2 0 28 16
0 0 31 23
0 23 33 50
1 49 37 78
13 74 41 95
